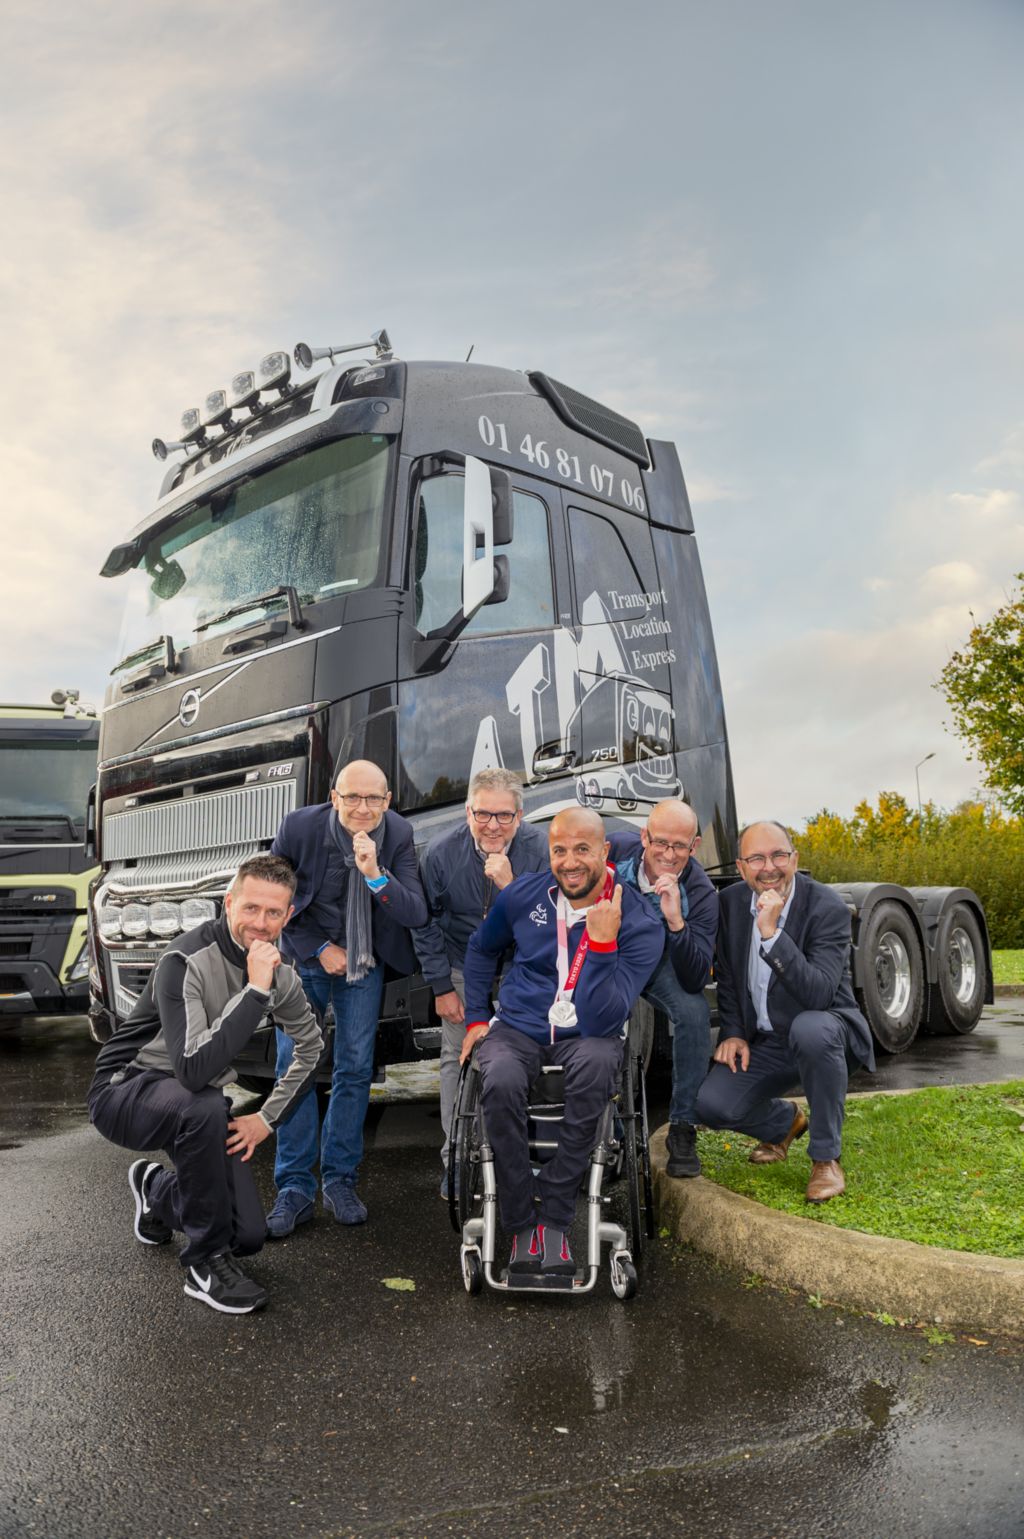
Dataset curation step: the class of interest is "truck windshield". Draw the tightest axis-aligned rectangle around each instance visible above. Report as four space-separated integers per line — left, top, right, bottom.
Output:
0 740 97 832
113 433 392 670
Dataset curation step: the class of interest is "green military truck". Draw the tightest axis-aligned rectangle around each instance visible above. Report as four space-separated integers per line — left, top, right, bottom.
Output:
0 693 99 1023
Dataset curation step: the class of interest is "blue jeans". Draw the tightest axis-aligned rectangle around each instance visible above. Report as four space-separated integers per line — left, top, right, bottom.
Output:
642 951 711 1126
273 961 385 1200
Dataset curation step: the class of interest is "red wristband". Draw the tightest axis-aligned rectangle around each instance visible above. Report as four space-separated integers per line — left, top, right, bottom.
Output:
587 939 618 953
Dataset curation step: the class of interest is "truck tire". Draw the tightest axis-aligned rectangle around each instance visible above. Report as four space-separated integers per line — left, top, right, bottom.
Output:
929 903 985 1035
857 900 924 1054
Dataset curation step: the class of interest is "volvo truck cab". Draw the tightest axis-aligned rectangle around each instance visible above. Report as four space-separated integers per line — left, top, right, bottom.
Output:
0 693 98 1021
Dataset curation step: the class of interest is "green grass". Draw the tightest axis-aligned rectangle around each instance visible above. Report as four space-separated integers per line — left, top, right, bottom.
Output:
697 1080 1024 1258
992 950 1024 985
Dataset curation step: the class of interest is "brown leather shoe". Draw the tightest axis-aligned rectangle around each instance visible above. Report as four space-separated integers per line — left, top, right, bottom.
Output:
748 1103 809 1165
805 1160 845 1203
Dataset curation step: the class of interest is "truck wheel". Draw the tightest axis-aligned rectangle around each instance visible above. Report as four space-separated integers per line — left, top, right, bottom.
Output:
858 901 923 1054
929 903 986 1035
615 777 638 812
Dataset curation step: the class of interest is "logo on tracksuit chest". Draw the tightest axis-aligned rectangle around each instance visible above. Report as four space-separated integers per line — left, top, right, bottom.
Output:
529 905 549 926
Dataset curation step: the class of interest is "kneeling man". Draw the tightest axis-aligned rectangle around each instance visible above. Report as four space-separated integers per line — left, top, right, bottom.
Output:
89 855 323 1313
694 821 874 1202
460 809 663 1276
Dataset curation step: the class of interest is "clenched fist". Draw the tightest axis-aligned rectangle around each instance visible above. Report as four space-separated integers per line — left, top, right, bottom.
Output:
586 883 623 945
353 831 380 878
654 874 684 932
483 852 514 890
248 940 282 992
755 889 785 939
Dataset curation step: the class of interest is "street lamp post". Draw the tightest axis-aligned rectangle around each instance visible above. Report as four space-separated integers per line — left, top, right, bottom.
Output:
915 752 936 823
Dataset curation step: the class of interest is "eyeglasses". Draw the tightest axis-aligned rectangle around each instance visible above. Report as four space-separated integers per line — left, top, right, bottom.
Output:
646 836 697 856
470 808 518 827
336 793 387 810
738 850 794 869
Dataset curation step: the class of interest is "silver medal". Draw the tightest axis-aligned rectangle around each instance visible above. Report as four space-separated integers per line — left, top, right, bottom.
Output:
548 996 578 1028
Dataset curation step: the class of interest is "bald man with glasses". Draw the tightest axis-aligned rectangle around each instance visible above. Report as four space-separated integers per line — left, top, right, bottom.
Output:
694 821 875 1203
608 799 718 1178
412 768 548 1194
265 760 427 1234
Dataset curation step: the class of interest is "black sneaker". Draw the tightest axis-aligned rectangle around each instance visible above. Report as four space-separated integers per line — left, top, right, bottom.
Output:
666 1122 701 1178
128 1160 172 1245
538 1224 574 1276
507 1226 541 1274
183 1252 268 1314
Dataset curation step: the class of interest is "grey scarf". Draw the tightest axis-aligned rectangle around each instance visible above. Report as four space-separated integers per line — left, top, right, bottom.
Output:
330 815 387 982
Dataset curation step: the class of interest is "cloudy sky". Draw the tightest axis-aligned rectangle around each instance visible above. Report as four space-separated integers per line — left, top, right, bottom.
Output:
2 0 1021 826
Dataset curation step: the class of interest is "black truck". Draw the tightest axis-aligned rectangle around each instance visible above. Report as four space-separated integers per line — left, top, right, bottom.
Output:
86 332 991 1071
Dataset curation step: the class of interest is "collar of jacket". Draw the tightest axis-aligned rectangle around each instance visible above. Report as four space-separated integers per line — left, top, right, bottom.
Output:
215 910 248 970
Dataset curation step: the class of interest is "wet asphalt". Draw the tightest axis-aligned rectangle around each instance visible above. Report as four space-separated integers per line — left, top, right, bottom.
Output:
1 1006 1023 1539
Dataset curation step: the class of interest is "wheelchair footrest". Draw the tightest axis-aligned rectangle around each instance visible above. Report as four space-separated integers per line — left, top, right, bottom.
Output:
503 1270 584 1292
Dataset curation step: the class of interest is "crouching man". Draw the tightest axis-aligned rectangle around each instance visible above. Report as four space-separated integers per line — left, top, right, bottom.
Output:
88 855 323 1314
460 809 663 1278
694 821 875 1203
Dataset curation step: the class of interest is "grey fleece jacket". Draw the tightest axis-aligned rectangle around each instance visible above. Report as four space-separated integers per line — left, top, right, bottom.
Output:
93 914 323 1131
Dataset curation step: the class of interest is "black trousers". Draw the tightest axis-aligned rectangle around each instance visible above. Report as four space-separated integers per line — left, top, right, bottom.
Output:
694 1011 860 1163
475 1026 623 1231
88 1067 266 1267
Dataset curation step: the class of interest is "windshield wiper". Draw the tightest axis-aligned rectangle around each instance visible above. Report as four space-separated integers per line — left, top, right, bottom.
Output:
194 585 305 637
111 634 175 677
111 634 176 692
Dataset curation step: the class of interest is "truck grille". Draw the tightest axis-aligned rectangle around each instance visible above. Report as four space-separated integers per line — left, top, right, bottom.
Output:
103 781 296 862
106 947 163 1019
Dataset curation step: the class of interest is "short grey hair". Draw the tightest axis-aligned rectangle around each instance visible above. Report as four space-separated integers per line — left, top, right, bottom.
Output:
467 768 524 811
737 819 794 855
231 853 297 896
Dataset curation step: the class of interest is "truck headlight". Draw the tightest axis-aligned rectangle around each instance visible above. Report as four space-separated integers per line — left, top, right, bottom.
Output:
181 898 217 931
97 905 123 941
69 946 90 981
150 901 181 938
121 903 149 939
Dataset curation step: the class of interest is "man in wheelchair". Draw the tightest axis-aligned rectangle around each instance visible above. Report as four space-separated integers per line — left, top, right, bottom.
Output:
459 808 663 1279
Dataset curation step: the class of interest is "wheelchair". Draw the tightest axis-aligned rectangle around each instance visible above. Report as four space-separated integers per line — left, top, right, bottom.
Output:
447 1027 654 1300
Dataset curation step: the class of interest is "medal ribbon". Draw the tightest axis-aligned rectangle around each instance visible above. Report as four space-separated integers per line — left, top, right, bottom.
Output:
555 865 616 999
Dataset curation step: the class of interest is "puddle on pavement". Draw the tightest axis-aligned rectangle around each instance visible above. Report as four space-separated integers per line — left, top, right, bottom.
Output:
859 1379 907 1432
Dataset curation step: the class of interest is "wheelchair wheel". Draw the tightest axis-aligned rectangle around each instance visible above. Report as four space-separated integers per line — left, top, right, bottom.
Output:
461 1248 483 1295
622 1050 654 1258
610 1251 638 1301
449 1058 484 1235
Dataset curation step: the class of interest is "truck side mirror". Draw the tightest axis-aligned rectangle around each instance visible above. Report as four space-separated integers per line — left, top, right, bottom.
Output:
491 468 513 546
484 554 510 606
461 455 496 618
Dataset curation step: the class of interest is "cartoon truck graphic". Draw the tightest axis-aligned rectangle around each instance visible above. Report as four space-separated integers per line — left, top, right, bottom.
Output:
565 673 681 811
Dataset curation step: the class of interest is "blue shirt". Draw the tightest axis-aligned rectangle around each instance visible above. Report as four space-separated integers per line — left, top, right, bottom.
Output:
747 884 797 1033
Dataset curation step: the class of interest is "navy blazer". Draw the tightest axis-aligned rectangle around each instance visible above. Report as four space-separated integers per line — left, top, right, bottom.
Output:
272 804 428 974
715 873 875 1071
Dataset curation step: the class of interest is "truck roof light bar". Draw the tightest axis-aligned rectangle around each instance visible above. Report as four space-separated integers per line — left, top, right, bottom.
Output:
228 370 259 409
200 389 232 430
179 407 206 444
258 350 292 393
293 327 392 372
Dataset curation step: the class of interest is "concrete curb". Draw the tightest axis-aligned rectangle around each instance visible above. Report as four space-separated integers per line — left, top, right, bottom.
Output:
651 1126 1024 1335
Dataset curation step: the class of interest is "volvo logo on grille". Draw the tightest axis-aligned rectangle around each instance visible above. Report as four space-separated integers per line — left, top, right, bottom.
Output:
178 689 201 728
